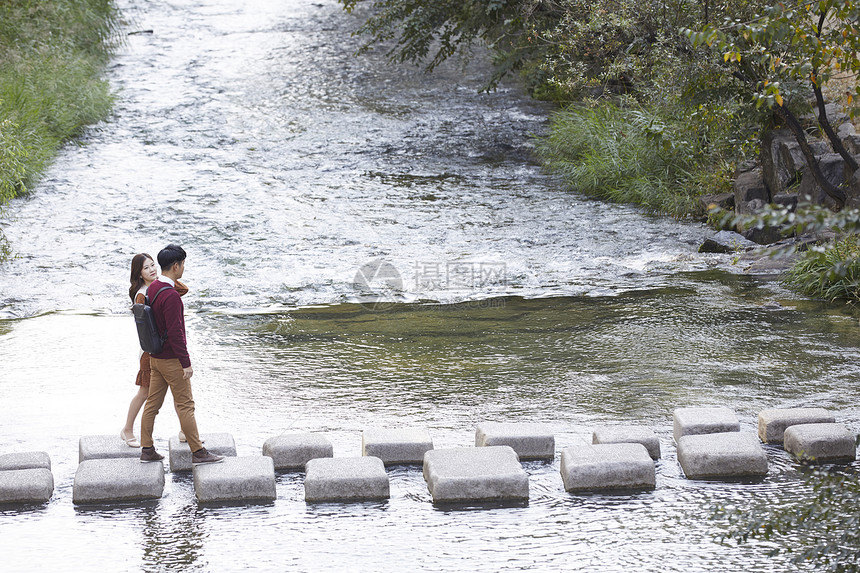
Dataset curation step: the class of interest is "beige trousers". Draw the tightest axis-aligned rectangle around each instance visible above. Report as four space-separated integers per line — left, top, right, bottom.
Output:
141 357 203 452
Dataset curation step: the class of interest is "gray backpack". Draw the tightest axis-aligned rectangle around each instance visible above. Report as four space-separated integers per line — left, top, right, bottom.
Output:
131 286 171 354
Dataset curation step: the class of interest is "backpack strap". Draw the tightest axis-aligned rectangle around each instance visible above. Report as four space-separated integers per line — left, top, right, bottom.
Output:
147 286 173 306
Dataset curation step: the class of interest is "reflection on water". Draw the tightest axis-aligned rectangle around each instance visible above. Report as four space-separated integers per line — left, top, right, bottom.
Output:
0 0 858 570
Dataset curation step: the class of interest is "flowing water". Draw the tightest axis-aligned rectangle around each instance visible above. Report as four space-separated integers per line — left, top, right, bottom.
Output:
0 0 859 571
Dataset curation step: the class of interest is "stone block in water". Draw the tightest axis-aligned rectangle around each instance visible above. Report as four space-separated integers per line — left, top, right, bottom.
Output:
677 432 768 479
193 456 276 503
304 456 390 502
560 443 655 491
78 435 141 463
0 451 51 471
362 428 433 465
673 407 740 443
474 422 555 460
592 426 661 460
0 469 54 504
783 423 857 463
263 432 333 470
169 433 237 472
757 408 835 444
73 458 164 504
423 446 529 503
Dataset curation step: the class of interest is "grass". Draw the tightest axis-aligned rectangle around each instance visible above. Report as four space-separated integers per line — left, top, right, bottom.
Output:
783 235 860 302
535 102 733 219
0 0 122 206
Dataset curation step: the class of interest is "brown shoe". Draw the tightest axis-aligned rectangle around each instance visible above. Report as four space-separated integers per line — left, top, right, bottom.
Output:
140 447 164 463
192 447 224 465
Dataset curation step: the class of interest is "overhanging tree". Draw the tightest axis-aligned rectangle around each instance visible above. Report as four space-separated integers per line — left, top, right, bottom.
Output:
685 0 860 209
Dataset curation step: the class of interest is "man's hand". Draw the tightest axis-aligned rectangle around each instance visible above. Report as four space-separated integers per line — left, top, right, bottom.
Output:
183 366 193 380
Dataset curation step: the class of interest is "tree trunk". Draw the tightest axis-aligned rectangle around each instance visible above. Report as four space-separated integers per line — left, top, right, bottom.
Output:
773 103 847 209
813 83 860 174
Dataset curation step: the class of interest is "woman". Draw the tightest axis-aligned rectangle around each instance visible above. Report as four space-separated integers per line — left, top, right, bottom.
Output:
121 253 188 447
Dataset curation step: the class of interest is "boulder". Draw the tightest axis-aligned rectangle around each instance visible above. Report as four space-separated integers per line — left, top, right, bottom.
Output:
560 443 655 491
757 408 835 444
262 433 333 471
475 422 555 460
797 153 848 205
78 435 141 463
193 456 276 503
0 469 54 504
677 432 768 479
733 169 769 210
362 428 434 465
423 446 528 503
169 433 237 472
592 426 661 459
673 407 740 444
698 231 758 254
304 457 390 502
73 458 164 504
784 423 857 463
0 451 51 471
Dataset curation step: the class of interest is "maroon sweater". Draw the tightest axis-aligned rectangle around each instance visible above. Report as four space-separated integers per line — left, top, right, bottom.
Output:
147 279 191 368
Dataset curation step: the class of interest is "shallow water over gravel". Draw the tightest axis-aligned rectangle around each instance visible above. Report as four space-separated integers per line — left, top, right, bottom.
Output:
0 0 858 571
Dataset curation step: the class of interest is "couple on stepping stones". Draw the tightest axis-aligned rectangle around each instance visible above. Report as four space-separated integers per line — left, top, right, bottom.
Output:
121 244 224 465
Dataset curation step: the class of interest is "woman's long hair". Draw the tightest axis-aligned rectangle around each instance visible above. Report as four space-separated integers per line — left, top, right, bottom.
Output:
129 253 154 302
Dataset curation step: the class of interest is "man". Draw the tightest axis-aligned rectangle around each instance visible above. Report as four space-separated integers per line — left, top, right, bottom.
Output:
139 244 224 465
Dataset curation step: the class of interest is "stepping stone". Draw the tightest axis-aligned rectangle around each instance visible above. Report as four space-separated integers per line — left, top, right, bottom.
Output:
73 458 164 504
677 432 768 479
592 426 661 460
304 456 390 502
0 451 51 471
362 428 433 465
758 408 835 444
78 435 141 463
193 456 276 503
560 443 655 491
784 423 857 463
169 433 237 472
0 469 54 504
475 422 555 460
423 446 529 503
263 433 333 470
673 407 740 443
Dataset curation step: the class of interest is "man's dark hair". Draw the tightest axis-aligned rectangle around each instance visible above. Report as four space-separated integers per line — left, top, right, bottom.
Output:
157 244 186 271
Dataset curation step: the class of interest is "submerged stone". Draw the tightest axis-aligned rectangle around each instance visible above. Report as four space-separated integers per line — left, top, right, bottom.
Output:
362 428 433 465
677 432 768 479
304 456 390 502
560 443 655 492
673 407 740 443
592 426 661 460
475 422 554 460
0 468 54 504
169 433 237 472
73 458 164 504
757 408 835 444
783 423 857 463
193 456 276 503
423 446 529 503
263 432 333 471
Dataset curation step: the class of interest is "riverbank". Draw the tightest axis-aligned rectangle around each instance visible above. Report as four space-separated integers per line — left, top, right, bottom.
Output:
0 0 121 255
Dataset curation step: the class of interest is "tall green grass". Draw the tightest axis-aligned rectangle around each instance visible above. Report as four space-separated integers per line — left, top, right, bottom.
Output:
536 102 733 218
0 0 122 205
783 236 860 301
